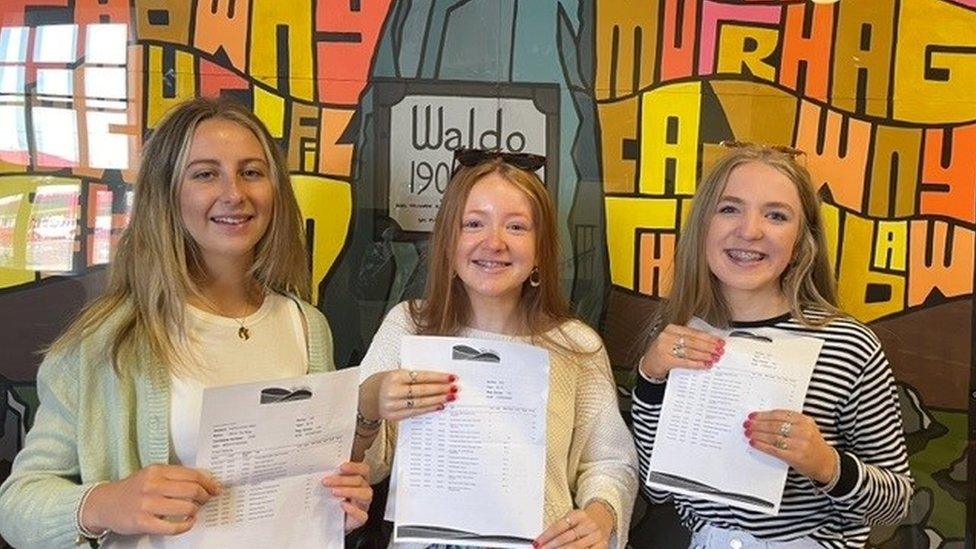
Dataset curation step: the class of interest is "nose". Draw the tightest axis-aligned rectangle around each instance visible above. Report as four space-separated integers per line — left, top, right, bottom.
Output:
482 226 506 250
220 175 246 203
737 211 763 240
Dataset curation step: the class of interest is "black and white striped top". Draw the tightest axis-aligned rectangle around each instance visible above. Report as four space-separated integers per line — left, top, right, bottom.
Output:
631 309 914 548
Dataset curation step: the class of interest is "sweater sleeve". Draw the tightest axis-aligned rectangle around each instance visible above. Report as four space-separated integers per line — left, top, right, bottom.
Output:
630 368 673 505
358 302 413 484
825 338 914 525
570 331 639 549
0 346 93 548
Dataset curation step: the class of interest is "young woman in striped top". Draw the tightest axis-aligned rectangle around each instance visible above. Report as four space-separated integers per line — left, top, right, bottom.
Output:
631 143 913 548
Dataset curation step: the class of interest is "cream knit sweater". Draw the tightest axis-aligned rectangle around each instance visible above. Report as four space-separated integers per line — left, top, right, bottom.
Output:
359 302 638 547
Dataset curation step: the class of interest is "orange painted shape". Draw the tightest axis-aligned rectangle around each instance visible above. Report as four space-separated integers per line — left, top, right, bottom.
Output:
199 59 249 98
638 231 676 298
315 0 394 105
660 0 697 80
74 0 130 26
779 3 832 101
794 101 870 213
194 0 250 71
908 220 975 306
318 108 355 178
921 125 976 224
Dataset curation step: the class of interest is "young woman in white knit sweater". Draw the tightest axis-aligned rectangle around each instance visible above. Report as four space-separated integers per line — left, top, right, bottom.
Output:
353 149 638 549
632 143 913 548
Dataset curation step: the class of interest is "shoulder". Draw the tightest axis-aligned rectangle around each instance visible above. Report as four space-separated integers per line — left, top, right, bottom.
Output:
551 319 605 349
284 294 332 337
380 300 420 333
791 307 884 359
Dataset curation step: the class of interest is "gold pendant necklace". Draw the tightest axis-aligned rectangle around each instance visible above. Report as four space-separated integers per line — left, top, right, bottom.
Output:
237 323 250 340
199 290 258 342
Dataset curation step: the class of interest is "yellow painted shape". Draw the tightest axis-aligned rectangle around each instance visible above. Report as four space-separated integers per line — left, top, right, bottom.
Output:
291 175 352 304
254 87 286 138
716 25 779 83
0 175 81 289
604 196 678 289
873 220 908 271
894 0 976 124
250 0 315 101
146 46 197 128
836 213 906 322
639 82 701 196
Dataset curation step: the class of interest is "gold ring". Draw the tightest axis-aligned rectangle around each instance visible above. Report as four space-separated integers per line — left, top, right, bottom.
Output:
776 437 788 450
409 370 418 383
778 422 792 437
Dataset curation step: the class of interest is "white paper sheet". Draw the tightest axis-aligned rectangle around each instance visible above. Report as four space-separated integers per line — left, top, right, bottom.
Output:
647 319 823 515
191 368 360 548
392 336 549 548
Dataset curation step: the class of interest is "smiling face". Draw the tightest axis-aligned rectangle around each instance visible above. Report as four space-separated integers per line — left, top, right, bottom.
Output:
178 118 274 275
705 161 803 313
453 173 538 313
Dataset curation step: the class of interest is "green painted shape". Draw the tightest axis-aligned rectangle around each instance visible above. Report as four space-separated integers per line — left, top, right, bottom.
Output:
909 410 968 538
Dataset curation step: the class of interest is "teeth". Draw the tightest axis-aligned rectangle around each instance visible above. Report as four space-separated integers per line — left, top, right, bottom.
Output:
473 260 509 268
727 249 764 262
212 216 249 225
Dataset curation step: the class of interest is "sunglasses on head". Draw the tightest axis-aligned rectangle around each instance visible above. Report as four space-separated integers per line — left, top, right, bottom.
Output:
720 140 805 158
451 148 546 176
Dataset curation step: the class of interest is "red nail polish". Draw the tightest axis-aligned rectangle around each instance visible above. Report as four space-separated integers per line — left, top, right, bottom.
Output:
532 542 540 548
448 375 457 382
749 440 756 447
447 394 456 402
450 385 459 393
742 421 751 429
748 412 757 419
437 404 445 411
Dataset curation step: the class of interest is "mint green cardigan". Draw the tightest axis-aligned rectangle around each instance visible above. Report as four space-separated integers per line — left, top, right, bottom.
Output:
0 298 334 548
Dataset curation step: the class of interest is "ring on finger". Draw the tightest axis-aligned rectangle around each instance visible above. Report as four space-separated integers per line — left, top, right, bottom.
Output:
406 399 415 409
407 385 414 399
671 340 686 359
778 421 792 437
408 370 418 383
776 436 788 450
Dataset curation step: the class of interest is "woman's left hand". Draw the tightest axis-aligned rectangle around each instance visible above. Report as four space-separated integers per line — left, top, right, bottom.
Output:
744 409 838 483
321 461 372 533
534 504 613 549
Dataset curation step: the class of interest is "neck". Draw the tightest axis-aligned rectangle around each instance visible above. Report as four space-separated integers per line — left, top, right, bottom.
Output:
724 287 791 322
192 259 263 317
466 293 523 335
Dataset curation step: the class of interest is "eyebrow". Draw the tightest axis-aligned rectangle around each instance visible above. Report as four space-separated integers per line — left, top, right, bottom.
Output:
463 208 533 220
185 158 268 169
718 195 797 213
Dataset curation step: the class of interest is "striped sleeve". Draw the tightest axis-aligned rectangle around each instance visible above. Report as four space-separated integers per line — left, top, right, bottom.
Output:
630 370 674 505
827 330 914 525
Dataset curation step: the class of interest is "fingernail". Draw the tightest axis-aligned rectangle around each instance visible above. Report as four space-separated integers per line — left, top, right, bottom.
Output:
450 385 459 393
448 375 457 382
742 421 751 429
748 412 757 419
749 439 756 447
437 404 445 411
446 394 456 402
532 542 540 548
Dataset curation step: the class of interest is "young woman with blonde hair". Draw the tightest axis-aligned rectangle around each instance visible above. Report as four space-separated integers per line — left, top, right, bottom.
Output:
632 143 913 548
0 97 371 547
354 149 638 548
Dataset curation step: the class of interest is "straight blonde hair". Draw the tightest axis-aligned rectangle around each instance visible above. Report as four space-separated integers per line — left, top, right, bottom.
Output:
656 144 840 332
49 98 310 376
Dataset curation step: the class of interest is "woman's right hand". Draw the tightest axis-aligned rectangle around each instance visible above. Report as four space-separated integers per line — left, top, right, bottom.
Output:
81 464 221 536
375 369 458 421
639 324 724 379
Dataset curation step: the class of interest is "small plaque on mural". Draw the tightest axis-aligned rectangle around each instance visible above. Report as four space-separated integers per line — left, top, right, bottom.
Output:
373 81 559 237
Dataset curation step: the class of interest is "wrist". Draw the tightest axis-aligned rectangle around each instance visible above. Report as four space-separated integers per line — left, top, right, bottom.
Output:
79 482 111 538
583 499 615 537
638 353 666 380
812 446 840 485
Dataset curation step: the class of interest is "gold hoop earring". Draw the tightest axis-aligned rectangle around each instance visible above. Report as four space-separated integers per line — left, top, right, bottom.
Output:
528 266 541 287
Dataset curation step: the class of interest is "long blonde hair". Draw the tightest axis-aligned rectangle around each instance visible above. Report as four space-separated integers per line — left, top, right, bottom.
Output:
657 145 840 331
49 98 310 376
408 158 580 350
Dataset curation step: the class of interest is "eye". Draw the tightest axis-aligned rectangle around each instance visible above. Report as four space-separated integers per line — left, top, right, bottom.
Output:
717 204 738 214
461 218 483 229
507 221 532 232
766 211 790 222
242 167 266 179
191 170 217 181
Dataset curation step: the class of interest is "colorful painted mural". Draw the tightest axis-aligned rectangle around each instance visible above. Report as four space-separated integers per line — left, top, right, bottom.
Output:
0 1 972 547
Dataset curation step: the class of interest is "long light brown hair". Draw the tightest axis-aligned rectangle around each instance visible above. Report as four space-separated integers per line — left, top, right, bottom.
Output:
656 144 840 332
49 97 310 376
408 158 580 350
